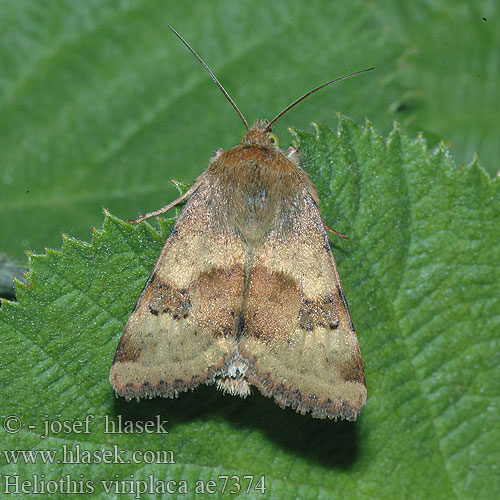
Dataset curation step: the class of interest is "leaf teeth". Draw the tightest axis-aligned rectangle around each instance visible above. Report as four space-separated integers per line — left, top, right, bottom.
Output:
61 233 70 247
13 276 30 289
392 120 402 132
311 122 321 137
171 179 191 195
364 120 375 136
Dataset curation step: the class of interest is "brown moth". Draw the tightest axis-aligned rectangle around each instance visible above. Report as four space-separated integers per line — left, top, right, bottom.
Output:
110 27 373 420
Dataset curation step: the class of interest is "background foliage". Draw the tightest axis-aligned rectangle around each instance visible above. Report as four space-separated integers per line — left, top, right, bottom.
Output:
0 1 498 499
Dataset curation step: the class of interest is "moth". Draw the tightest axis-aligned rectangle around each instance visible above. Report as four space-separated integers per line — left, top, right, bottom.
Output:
110 27 373 420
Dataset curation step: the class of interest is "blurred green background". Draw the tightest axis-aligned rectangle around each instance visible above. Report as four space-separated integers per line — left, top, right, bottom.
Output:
0 0 498 261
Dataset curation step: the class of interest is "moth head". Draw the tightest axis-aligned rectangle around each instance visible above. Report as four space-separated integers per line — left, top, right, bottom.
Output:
242 120 281 148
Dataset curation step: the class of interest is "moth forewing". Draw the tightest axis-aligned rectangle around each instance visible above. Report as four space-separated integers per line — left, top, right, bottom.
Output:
109 180 246 399
238 194 366 420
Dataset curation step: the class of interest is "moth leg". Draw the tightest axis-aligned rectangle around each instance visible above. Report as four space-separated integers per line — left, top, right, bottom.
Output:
324 223 348 240
128 181 200 224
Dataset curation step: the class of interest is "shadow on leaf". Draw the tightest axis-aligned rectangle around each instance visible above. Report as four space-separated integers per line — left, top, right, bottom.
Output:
112 383 360 469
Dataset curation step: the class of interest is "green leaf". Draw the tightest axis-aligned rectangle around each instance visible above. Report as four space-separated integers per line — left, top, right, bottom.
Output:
1 117 498 499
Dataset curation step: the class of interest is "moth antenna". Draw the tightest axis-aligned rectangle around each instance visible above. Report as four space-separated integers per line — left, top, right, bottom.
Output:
265 67 375 132
169 25 250 132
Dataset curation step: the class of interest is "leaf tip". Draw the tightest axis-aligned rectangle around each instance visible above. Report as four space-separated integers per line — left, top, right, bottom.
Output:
61 233 71 247
392 119 402 131
310 121 321 136
13 275 30 290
